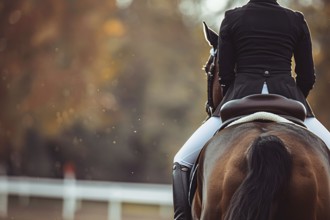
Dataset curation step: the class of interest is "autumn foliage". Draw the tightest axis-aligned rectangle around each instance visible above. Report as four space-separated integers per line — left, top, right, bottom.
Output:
0 0 329 183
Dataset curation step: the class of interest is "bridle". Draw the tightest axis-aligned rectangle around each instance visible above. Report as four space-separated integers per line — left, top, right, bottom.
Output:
203 47 218 116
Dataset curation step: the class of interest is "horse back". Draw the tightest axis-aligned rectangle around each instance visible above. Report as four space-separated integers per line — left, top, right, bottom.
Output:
192 122 330 220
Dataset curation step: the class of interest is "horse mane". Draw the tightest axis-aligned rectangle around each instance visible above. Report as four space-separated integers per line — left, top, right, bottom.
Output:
224 135 292 220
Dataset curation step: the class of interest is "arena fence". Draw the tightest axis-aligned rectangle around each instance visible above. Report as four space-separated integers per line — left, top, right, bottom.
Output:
0 176 173 220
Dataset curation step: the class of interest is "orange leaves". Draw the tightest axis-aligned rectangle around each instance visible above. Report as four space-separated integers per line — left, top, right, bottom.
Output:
103 19 126 37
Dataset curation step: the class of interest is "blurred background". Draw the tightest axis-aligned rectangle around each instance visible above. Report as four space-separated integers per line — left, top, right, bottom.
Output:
0 0 329 219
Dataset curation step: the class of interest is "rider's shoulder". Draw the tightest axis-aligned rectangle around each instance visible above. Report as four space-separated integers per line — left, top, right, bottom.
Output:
281 6 306 21
224 7 243 18
292 10 306 22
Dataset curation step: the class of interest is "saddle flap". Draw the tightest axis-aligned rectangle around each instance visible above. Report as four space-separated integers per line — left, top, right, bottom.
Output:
220 94 307 122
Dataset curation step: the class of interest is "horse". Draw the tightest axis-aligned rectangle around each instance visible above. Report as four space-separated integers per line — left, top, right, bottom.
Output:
191 23 330 220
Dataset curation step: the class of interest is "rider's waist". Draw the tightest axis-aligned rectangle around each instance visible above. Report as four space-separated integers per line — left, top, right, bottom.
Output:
236 67 291 76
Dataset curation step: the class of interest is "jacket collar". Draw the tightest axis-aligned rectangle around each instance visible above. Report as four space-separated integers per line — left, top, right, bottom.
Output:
249 0 278 4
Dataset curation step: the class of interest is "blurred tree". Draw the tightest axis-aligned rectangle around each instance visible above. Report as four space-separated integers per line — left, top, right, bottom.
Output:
98 0 207 182
2 0 328 184
0 0 207 183
0 0 128 179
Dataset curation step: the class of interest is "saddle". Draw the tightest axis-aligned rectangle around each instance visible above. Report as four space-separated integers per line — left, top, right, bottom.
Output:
220 94 307 127
188 94 307 205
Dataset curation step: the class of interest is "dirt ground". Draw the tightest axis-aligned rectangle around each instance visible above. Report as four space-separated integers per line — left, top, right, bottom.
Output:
1 197 173 220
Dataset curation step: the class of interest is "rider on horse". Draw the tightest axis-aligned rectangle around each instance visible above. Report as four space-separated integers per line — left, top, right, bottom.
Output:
172 0 330 219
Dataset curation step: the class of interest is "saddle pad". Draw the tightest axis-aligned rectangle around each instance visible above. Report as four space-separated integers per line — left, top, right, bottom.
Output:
227 111 295 127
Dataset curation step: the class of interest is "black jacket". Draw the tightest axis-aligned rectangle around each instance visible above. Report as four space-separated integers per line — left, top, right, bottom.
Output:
216 0 315 117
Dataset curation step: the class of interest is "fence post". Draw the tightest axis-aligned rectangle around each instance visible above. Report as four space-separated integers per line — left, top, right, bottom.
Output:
62 173 76 220
0 176 8 217
18 177 30 206
108 200 122 220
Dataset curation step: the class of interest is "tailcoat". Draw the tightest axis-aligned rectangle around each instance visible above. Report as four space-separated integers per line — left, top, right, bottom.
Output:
216 0 315 117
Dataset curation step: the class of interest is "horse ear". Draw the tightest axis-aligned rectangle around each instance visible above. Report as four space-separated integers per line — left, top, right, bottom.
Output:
203 22 218 49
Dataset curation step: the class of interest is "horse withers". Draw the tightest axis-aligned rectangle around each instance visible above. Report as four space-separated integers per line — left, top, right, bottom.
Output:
192 23 330 220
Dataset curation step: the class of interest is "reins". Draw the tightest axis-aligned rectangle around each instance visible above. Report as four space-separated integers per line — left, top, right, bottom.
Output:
203 48 217 116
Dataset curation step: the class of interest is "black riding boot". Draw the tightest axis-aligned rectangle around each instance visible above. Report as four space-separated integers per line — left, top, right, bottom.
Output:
172 162 192 220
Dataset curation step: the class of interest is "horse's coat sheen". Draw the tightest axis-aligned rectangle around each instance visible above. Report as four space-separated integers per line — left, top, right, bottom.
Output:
191 121 330 220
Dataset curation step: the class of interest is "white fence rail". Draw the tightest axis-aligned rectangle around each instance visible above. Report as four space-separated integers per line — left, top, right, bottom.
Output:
0 176 173 220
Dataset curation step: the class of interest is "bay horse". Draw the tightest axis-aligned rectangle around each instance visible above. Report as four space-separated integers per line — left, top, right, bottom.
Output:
191 23 330 220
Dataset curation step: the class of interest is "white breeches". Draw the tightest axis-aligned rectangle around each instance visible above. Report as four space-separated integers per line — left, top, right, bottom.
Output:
173 116 330 168
174 83 330 168
173 116 223 168
304 118 330 147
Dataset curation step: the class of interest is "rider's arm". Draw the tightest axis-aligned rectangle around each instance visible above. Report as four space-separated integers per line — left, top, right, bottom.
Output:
218 10 236 95
293 12 316 98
